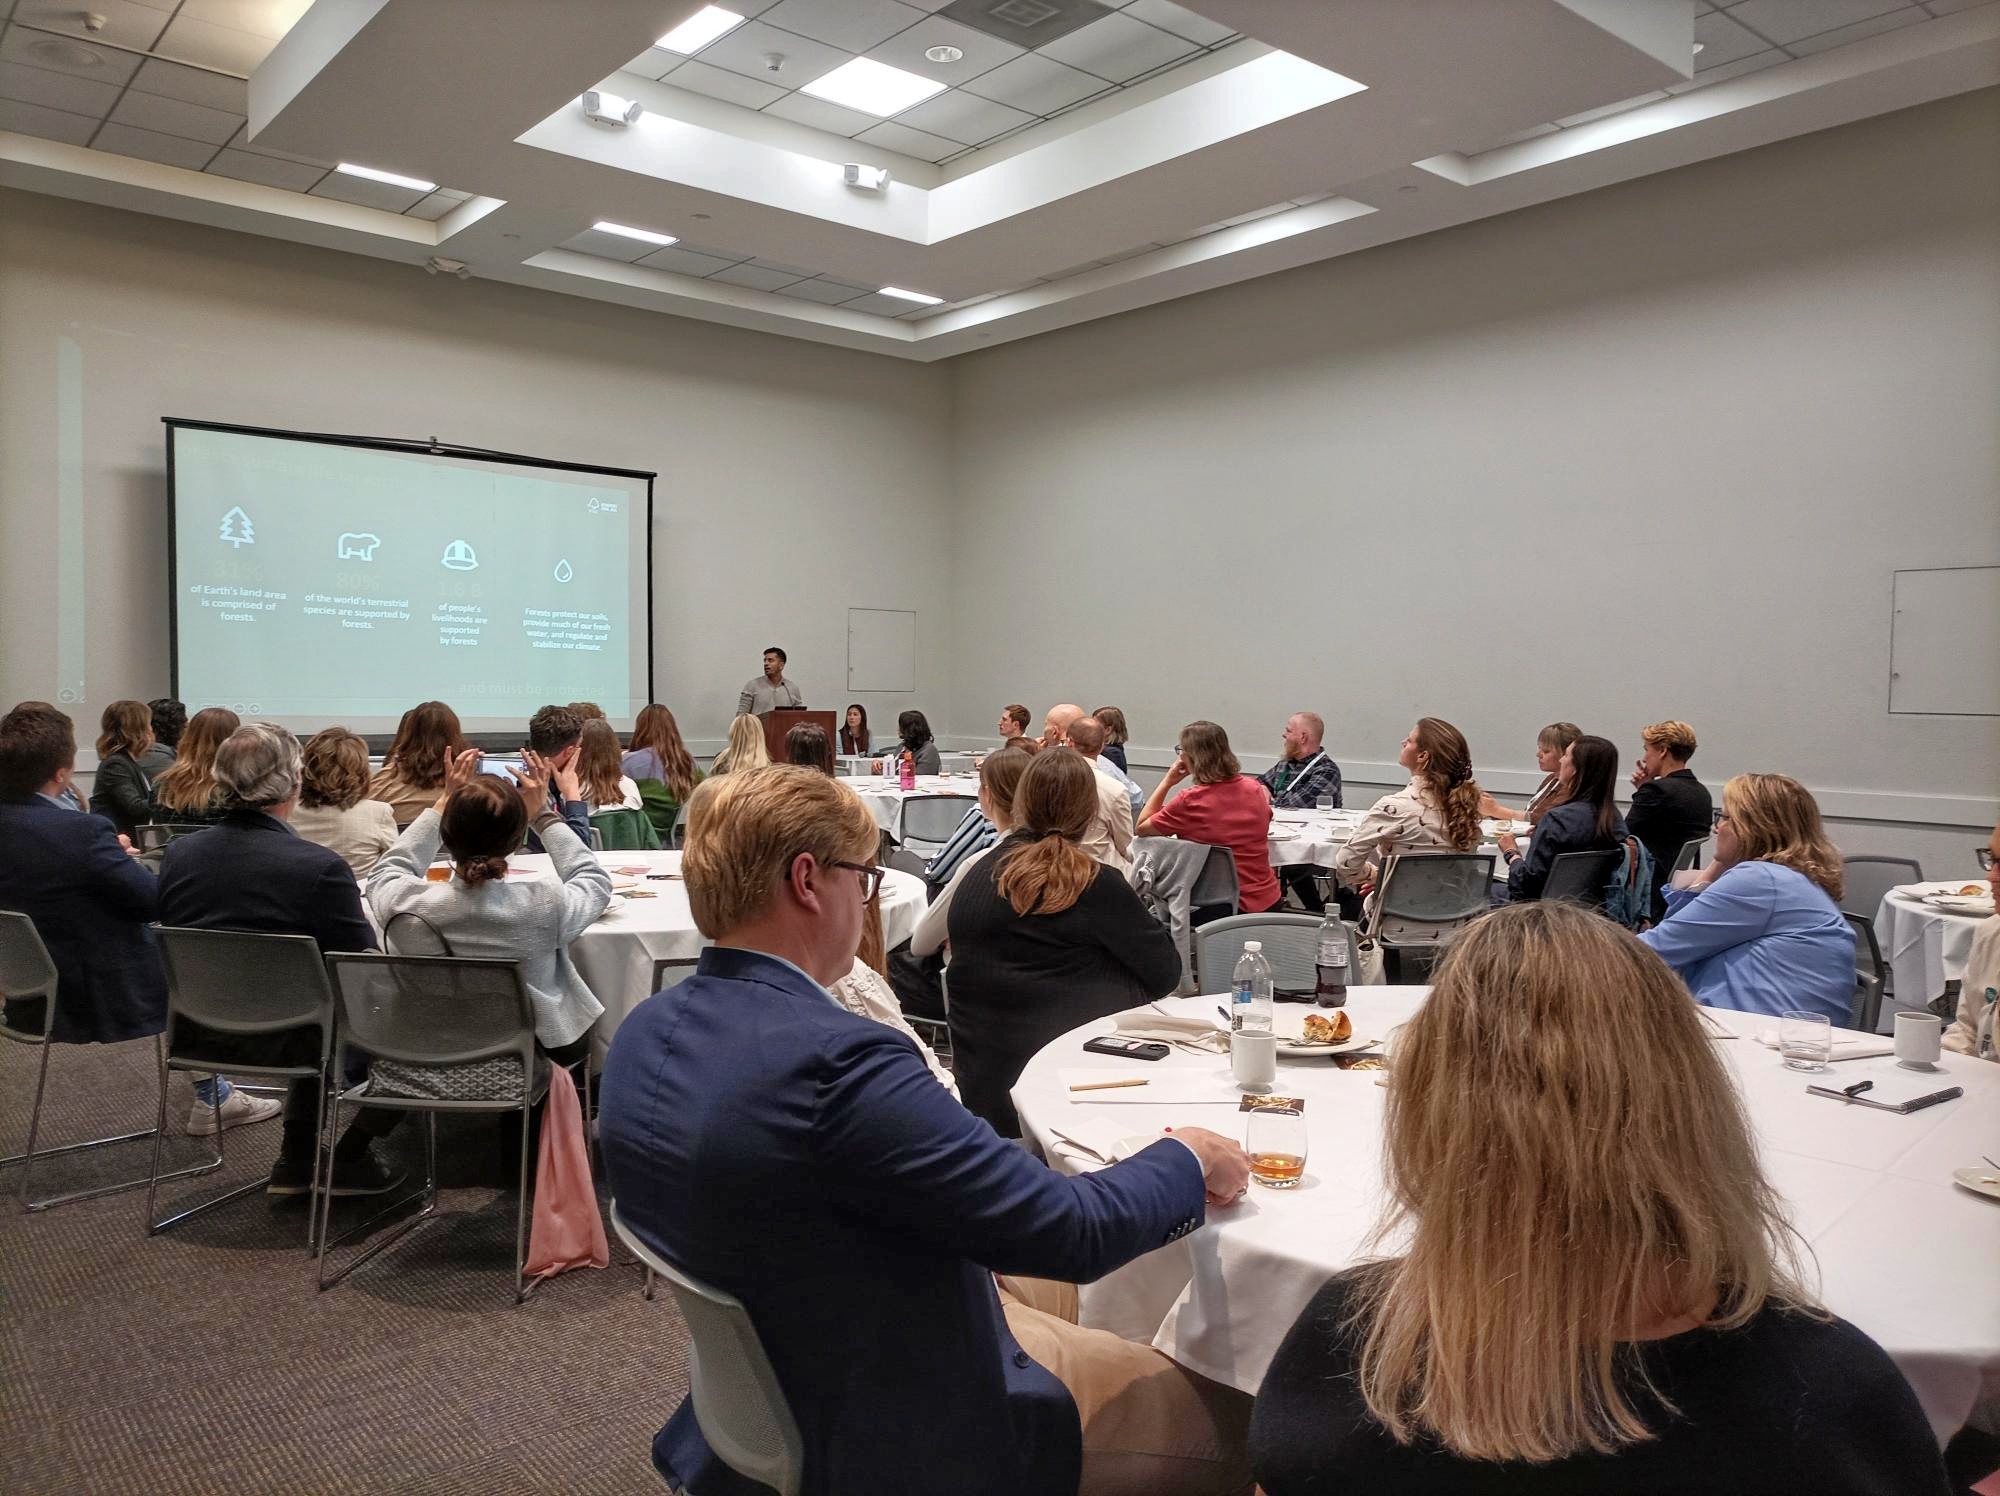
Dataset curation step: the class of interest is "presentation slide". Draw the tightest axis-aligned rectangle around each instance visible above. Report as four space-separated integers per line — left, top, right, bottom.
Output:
170 424 652 735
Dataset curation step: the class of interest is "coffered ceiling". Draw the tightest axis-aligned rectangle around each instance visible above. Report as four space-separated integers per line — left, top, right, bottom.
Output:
1 0 1995 361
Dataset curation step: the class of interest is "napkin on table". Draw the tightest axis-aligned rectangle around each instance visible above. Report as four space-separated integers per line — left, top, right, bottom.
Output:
1112 1008 1230 1053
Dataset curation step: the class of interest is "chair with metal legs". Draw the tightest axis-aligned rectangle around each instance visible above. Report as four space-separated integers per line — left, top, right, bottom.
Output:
147 927 337 1247
318 952 545 1301
0 911 222 1211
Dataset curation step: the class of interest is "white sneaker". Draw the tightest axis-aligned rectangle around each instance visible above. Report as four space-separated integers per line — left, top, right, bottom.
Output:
186 1089 283 1136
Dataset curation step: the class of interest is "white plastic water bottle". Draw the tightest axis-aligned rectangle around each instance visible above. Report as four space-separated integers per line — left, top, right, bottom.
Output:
1232 940 1274 1034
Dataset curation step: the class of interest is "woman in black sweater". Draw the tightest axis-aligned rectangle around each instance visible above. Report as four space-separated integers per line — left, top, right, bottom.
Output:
1249 902 1948 1496
1500 733 1626 902
945 748 1180 1135
88 699 157 836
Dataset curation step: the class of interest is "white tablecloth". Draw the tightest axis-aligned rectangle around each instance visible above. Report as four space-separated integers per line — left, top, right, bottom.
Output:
1265 813 1521 877
1876 884 1992 1002
403 850 925 1039
1012 990 2000 1440
844 775 978 840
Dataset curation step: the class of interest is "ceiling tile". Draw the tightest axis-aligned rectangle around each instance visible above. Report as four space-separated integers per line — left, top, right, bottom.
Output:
14 0 169 52
153 13 277 72
203 145 324 191
853 118 960 160
691 19 848 88
1036 11 1196 82
762 89 878 134
403 189 467 220
867 14 1024 83
92 120 221 169
747 256 817 275
839 290 928 315
0 57 120 114
1784 4 1927 51
1120 0 1233 46
0 22 141 83
110 88 243 144
1725 0 1906 43
559 228 655 262
709 261 809 290
130 57 248 113
771 277 871 304
1923 0 1996 13
635 244 745 276
663 57 788 108
174 0 313 40
960 51 1106 112
1693 9 1773 65
0 93 94 143
1666 45 1788 87
892 86 1034 143
309 171 428 212
625 47 678 80
757 0 929 53
223 121 331 166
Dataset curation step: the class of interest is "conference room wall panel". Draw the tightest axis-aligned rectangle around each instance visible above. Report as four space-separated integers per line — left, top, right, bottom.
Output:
0 188 954 755
946 89 2000 871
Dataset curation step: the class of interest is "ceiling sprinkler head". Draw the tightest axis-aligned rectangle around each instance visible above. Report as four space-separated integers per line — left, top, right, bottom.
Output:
763 52 785 73
82 12 108 32
924 44 963 63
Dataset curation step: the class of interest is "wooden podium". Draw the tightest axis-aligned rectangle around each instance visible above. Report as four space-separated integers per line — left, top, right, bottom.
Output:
764 709 835 762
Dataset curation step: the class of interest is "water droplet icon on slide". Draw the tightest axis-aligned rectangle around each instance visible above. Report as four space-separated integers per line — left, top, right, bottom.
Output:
553 559 573 583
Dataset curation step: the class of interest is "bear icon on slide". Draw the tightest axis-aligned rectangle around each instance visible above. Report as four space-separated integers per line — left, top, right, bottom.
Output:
337 532 381 560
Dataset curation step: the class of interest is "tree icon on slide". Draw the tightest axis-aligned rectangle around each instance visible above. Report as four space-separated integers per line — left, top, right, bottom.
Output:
219 506 255 548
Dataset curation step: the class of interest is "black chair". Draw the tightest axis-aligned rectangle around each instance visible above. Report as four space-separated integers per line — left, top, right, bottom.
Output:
1541 849 1624 909
1838 855 1923 922
651 956 699 994
133 823 211 853
1672 837 1707 874
148 927 337 1245
1193 913 1357 1000
0 912 221 1211
1844 913 1888 1034
885 846 927 881
1366 852 1496 981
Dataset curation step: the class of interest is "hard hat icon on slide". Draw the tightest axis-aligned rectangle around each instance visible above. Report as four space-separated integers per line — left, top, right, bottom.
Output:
441 540 479 571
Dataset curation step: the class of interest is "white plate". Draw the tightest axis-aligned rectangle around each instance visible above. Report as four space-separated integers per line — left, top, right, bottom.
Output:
1270 1011 1374 1057
1951 1167 2000 1202
1924 893 1995 914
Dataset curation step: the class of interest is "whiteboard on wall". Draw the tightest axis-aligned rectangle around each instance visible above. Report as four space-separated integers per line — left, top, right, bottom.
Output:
1889 566 2000 716
847 608 916 693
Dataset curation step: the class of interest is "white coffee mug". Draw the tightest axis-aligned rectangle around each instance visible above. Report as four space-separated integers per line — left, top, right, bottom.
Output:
1894 1011 1942 1069
1231 1030 1277 1093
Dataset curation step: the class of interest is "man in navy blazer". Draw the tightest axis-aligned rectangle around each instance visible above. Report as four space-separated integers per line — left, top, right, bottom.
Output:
601 766 1254 1496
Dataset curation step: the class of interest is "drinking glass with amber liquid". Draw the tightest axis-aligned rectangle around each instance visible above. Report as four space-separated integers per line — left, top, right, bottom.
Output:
425 862 454 883
1246 1108 1307 1189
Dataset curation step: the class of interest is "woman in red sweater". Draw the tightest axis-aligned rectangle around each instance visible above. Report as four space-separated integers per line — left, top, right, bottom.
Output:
1137 720 1280 913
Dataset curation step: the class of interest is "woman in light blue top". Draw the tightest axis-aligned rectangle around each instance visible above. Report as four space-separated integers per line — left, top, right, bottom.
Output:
1640 773 1853 1021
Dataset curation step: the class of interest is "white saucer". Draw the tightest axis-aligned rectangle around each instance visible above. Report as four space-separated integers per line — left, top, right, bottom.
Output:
1951 1167 2000 1202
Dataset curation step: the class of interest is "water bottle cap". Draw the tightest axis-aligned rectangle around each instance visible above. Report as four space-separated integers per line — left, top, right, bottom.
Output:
1244 941 1262 953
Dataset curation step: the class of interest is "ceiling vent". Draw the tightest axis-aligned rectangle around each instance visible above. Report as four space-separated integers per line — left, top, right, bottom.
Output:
934 0 1112 50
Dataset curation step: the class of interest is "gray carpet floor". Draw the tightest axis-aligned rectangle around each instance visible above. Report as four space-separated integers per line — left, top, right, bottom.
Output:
0 1033 687 1494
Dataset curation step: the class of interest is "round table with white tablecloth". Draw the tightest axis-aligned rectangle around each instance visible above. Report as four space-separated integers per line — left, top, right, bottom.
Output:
421 850 925 1039
1876 882 1994 1005
843 774 979 842
1265 811 1524 877
1011 990 2000 1442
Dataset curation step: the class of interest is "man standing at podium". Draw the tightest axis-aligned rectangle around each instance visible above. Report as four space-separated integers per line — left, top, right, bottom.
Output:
738 646 804 718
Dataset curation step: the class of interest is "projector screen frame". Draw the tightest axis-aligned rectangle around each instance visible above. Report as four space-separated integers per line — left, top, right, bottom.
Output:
164 416 656 749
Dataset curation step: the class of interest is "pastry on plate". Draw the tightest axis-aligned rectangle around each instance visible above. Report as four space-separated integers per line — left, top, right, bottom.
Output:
1302 1009 1352 1045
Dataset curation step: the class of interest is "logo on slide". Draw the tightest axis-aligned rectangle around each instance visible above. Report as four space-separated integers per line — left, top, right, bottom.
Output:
441 540 479 571
219 507 255 548
553 559 573 583
337 532 381 561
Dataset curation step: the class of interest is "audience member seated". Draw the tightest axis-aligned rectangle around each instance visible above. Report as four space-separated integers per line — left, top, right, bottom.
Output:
998 702 1031 743
366 700 468 828
1478 720 1580 826
566 701 606 722
88 699 157 837
912 744 1034 960
367 752 612 1086
601 764 1254 1496
145 697 186 773
896 709 943 776
149 706 241 827
839 703 870 757
1500 734 1627 903
1138 720 1280 916
1943 821 1999 1059
948 751 1182 1135
1626 718 1713 923
707 713 770 777
157 723 403 1193
1071 715 1142 821
1250 901 1947 1495
576 719 643 812
622 703 702 841
522 704 592 851
830 877 958 1097
1332 718 1485 906
290 727 398 878
1638 773 1854 1020
0 705 275 1136
1092 706 1131 773
785 721 836 777
1257 712 1343 810
1041 702 1084 749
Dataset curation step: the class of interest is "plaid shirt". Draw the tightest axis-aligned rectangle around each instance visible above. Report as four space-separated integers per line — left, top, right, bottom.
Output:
1257 751 1342 810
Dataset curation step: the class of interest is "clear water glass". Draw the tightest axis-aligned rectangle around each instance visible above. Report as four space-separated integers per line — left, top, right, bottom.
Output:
1314 795 1334 812
1246 1109 1308 1189
1779 1010 1832 1072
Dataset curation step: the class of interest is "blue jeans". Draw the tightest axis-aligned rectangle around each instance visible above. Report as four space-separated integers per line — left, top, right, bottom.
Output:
191 1075 235 1107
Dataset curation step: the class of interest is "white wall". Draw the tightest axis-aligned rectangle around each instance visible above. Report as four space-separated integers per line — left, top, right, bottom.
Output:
0 188 954 754
946 89 2000 870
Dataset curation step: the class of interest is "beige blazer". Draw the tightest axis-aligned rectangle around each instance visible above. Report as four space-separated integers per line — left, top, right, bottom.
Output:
290 798 399 878
1941 916 1999 1058
1081 761 1135 878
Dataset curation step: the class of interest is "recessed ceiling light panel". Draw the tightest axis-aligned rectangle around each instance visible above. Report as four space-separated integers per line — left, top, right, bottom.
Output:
801 57 947 117
335 163 438 192
658 5 745 54
879 286 944 305
593 221 678 246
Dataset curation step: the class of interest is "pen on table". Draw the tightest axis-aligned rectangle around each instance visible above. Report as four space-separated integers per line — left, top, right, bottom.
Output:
1069 1078 1148 1093
1216 1004 1230 1025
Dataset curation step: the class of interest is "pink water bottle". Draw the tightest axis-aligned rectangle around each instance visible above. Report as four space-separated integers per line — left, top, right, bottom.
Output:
898 750 916 790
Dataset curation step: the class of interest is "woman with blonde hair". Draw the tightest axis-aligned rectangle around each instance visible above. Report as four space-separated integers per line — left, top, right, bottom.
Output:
88 699 156 835
1137 719 1280 914
707 713 770 777
1332 717 1484 899
291 726 399 876
367 700 470 827
1639 773 1853 1020
946 749 1180 1134
1251 901 1947 1493
1477 720 1580 825
149 705 241 824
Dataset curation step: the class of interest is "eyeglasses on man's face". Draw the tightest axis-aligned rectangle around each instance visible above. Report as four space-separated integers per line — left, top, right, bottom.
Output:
1978 848 1995 873
827 860 884 900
